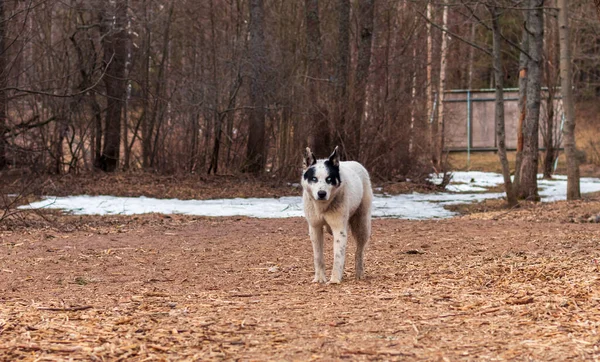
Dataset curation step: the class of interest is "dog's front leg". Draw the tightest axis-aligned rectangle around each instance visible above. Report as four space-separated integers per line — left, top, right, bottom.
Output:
329 224 348 284
309 225 326 283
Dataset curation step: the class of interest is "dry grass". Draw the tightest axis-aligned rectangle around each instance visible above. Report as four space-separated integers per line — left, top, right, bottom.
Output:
448 151 579 174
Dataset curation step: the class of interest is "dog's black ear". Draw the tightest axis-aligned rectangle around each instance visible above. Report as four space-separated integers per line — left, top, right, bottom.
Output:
328 146 340 167
303 147 316 169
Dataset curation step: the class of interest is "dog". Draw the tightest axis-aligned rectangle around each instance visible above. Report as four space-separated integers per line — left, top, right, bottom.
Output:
301 146 373 284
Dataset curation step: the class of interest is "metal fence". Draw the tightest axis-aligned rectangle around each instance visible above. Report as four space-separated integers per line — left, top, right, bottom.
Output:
441 88 563 154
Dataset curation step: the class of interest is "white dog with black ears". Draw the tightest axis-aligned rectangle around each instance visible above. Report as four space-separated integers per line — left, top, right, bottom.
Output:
301 146 373 284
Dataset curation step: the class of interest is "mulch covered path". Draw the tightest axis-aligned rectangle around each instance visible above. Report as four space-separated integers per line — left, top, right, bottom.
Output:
2 203 600 360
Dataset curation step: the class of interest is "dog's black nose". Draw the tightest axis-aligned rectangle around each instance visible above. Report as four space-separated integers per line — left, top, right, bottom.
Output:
317 191 327 199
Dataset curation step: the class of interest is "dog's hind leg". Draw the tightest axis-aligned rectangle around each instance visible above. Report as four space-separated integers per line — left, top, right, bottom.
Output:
350 204 371 280
309 225 327 283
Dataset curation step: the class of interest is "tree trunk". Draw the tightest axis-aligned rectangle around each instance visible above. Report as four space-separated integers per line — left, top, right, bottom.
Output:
542 88 555 179
224 103 235 168
149 1 174 170
123 12 133 171
189 39 200 173
558 0 580 199
426 1 434 165
336 0 350 157
208 0 221 174
434 2 448 169
305 0 330 157
513 22 529 192
141 0 151 169
490 5 518 208
92 94 102 169
467 21 476 89
0 0 7 170
210 75 241 175
351 0 375 161
244 0 267 173
98 0 128 172
517 0 544 201
542 5 559 179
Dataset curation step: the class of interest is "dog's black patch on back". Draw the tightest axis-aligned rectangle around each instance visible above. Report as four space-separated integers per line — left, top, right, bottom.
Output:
303 166 317 183
324 160 341 186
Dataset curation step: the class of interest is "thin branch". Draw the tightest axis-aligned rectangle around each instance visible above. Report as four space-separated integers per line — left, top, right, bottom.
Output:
416 8 492 57
460 0 533 60
0 53 114 99
4 116 56 136
37 305 93 312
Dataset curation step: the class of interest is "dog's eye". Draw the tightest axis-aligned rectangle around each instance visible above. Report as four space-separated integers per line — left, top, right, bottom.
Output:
326 177 332 184
311 177 318 182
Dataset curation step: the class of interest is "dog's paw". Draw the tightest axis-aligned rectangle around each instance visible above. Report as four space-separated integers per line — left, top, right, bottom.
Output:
312 275 327 283
327 278 341 285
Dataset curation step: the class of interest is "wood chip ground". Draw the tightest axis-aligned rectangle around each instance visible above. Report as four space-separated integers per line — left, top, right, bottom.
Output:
2 199 600 360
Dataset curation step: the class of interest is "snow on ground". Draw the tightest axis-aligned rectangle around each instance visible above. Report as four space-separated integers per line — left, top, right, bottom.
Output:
19 172 600 220
429 171 506 192
21 194 482 220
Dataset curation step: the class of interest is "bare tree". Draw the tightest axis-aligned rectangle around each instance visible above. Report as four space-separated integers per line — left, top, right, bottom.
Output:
426 1 434 165
512 22 528 192
558 0 580 199
304 0 330 156
0 0 7 170
336 0 350 158
540 3 559 179
96 0 128 172
350 0 375 161
489 4 517 207
434 2 448 169
244 0 267 173
516 0 544 201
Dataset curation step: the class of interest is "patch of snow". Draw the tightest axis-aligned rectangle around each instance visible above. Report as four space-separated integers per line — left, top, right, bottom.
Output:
18 172 600 220
538 176 600 202
429 171 506 190
444 184 488 192
20 189 506 220
22 195 306 218
21 194 461 220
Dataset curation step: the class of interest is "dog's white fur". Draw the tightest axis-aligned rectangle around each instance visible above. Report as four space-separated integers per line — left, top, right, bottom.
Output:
301 146 373 284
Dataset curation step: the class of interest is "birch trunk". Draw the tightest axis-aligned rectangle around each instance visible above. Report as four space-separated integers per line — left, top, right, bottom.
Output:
426 1 433 162
435 2 448 168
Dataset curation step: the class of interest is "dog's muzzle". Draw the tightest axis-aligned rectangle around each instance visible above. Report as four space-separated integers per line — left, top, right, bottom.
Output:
317 190 327 200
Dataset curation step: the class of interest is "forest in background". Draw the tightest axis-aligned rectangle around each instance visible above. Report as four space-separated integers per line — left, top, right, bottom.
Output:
0 0 598 186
